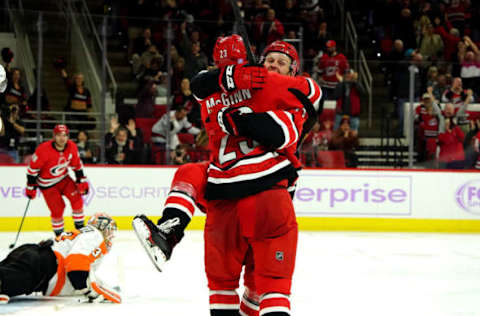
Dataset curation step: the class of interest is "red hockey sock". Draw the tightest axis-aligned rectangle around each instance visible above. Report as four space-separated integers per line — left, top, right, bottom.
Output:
209 289 240 315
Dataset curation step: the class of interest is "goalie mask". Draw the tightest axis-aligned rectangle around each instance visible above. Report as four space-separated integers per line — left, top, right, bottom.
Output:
260 40 300 76
88 213 117 250
213 34 247 67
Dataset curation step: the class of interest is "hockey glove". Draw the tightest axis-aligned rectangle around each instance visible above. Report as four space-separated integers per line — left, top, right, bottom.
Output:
25 185 37 200
76 177 89 195
219 63 267 93
217 106 253 136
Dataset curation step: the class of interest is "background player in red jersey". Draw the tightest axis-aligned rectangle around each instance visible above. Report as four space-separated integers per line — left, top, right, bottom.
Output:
26 124 89 236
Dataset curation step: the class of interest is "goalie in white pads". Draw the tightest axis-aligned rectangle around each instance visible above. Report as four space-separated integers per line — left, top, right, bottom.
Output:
0 213 120 304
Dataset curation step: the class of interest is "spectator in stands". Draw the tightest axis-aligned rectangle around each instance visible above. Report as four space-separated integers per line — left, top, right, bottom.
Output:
2 68 28 117
151 105 200 151
300 120 332 167
172 78 194 110
0 104 24 163
334 69 361 132
458 36 480 94
314 40 349 100
441 77 474 114
433 17 461 62
132 27 154 57
419 23 444 62
384 39 405 89
429 73 450 102
463 119 480 168
253 8 285 51
414 92 440 164
180 23 208 79
134 45 163 82
105 126 136 165
76 130 98 164
136 80 157 118
330 115 359 168
393 8 416 50
171 144 190 165
61 69 95 130
446 0 466 35
438 117 465 169
171 56 186 93
277 0 299 33
125 117 145 163
392 49 423 135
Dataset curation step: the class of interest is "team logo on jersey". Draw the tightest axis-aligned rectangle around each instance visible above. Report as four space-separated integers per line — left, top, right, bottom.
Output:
275 251 284 262
456 179 480 215
50 156 71 176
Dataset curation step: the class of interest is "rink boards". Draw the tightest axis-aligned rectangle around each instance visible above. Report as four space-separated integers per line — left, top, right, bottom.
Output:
1 165 480 232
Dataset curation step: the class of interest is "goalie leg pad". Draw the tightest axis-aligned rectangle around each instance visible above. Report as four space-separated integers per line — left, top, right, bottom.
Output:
132 214 171 272
90 281 121 304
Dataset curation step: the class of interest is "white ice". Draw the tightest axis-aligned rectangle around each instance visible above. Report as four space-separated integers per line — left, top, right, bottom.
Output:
1 230 480 316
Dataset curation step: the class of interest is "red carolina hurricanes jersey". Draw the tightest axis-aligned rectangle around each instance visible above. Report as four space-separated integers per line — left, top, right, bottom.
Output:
416 106 439 138
196 72 321 199
27 140 83 188
164 162 209 217
317 53 349 89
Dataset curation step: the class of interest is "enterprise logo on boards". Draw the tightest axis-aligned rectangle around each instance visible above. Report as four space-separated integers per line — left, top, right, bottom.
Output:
456 179 480 215
293 173 412 216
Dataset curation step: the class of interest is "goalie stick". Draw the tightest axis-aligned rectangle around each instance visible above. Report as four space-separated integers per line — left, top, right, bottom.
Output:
229 0 256 64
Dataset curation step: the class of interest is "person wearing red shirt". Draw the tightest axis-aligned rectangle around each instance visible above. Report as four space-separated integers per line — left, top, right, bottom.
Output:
315 40 349 100
438 117 465 169
26 124 89 236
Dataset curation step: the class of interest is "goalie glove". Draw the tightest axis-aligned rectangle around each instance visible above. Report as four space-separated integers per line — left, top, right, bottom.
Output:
219 63 267 93
76 177 89 195
217 106 253 136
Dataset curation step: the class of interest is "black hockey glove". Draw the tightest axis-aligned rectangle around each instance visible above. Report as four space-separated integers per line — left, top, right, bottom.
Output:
217 106 253 136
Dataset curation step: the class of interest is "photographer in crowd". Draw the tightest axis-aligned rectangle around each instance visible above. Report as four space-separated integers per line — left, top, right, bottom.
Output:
0 104 25 163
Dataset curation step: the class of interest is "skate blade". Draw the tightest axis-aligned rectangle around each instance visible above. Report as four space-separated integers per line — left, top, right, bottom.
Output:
132 218 167 272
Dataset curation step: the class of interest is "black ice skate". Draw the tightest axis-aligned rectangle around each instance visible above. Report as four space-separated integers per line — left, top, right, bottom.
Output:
132 214 175 272
0 280 9 304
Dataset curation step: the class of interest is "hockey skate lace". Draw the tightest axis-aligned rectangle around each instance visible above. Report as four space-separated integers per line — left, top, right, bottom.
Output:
157 217 180 234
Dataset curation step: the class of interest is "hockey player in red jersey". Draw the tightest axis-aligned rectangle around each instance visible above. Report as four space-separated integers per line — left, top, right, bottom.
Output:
26 124 89 236
0 213 120 304
133 36 321 316
192 38 321 316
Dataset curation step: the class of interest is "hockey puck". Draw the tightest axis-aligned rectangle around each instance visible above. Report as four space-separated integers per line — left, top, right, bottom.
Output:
8 244 14 249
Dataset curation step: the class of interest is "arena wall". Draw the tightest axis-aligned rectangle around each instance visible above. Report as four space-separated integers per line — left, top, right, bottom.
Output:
1 165 479 232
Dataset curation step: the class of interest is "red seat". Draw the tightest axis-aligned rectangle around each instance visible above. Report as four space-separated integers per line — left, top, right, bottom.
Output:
316 150 346 168
178 133 195 145
0 153 15 164
135 118 158 144
153 105 167 119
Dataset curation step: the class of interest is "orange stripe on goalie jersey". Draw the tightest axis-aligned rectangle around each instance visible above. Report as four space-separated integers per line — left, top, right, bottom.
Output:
91 281 122 303
49 250 66 297
64 241 108 272
165 195 195 216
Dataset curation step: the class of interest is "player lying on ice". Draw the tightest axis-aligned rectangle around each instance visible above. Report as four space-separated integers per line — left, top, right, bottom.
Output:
0 213 121 304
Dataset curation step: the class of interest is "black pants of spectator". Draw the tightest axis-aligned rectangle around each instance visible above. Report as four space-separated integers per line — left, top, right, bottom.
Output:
0 243 57 297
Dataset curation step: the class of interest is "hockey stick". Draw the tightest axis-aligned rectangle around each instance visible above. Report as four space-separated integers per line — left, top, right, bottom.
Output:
229 0 256 63
9 199 31 249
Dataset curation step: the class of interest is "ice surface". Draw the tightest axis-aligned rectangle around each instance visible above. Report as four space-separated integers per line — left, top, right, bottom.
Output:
1 230 480 315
